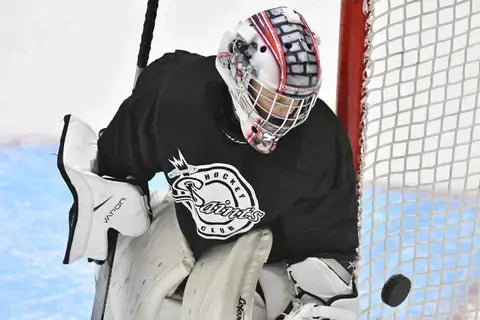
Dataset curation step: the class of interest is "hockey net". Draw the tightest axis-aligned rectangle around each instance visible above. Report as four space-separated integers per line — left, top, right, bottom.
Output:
336 0 480 319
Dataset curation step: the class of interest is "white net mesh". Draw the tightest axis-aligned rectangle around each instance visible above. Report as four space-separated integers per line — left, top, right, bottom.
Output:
358 0 480 319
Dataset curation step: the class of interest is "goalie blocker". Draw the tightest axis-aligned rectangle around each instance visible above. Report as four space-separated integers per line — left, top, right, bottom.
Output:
57 115 151 264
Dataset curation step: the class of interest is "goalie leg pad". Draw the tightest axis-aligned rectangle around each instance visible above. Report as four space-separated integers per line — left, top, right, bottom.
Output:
181 229 273 320
58 115 151 263
257 262 296 319
100 191 195 320
154 298 182 320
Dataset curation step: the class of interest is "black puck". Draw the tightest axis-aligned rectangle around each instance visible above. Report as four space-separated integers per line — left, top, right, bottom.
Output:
381 274 411 307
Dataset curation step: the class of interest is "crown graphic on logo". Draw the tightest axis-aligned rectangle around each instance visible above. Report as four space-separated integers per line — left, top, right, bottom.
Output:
168 150 198 178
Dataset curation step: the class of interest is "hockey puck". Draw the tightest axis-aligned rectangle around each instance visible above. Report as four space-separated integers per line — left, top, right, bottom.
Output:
381 274 411 307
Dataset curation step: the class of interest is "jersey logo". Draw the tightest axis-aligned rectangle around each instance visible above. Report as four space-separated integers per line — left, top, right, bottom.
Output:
167 150 265 240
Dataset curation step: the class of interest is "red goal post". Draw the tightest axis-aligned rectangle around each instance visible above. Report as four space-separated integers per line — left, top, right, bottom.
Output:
336 0 366 174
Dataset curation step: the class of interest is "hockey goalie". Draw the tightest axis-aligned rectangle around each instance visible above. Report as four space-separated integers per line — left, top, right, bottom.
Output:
57 6 360 320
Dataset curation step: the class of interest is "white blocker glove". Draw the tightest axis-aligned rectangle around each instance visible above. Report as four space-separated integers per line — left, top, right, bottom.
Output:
58 115 151 264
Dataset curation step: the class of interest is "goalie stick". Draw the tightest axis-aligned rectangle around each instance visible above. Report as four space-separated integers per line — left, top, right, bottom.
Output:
134 0 159 87
91 1 159 319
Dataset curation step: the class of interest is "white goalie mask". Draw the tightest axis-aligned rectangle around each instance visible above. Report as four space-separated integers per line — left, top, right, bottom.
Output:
216 6 322 154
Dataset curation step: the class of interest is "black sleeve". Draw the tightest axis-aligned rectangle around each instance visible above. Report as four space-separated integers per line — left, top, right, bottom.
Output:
270 128 359 264
96 89 163 182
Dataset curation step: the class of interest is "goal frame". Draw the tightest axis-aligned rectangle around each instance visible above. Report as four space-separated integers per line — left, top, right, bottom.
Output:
336 0 480 318
336 0 367 173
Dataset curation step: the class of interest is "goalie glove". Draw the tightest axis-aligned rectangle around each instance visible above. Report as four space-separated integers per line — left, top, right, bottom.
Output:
280 257 359 320
57 115 151 264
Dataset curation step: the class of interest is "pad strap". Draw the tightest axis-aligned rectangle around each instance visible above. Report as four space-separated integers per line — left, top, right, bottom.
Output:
281 302 357 320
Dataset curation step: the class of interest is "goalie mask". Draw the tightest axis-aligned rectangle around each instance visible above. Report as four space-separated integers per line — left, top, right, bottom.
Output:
216 7 322 154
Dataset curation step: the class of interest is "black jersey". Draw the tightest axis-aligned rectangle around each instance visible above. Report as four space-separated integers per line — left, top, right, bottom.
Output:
97 50 358 264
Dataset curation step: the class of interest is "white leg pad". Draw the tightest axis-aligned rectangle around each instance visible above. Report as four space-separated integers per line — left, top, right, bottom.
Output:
154 298 182 320
100 191 195 320
258 262 295 319
180 228 272 320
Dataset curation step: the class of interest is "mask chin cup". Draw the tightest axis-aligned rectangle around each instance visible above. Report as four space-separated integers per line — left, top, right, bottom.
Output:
245 126 279 154
251 138 277 154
